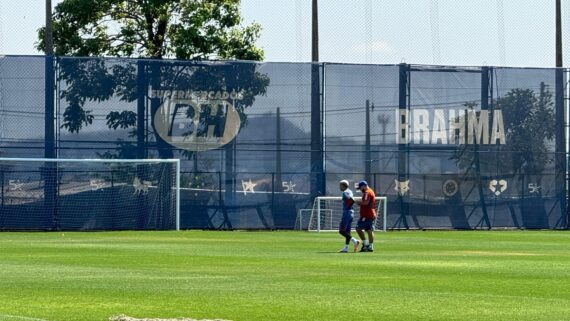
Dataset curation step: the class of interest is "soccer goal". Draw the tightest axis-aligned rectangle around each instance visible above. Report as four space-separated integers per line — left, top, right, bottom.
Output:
306 196 388 232
0 158 180 231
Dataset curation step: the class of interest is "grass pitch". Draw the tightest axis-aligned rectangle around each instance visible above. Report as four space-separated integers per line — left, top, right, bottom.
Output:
1 231 570 321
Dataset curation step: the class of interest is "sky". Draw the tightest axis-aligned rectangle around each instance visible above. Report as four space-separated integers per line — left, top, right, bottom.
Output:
0 0 568 67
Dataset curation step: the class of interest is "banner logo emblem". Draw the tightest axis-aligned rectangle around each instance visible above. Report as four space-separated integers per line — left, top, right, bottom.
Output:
489 179 508 196
154 96 241 152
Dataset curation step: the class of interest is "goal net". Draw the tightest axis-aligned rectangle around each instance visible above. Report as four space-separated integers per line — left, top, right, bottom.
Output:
0 158 180 231
306 196 388 232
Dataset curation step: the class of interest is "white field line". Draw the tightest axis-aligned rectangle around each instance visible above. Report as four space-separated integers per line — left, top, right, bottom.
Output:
0 314 49 321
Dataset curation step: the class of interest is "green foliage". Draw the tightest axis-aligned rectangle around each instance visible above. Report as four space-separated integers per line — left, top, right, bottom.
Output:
38 0 264 60
1 231 570 321
106 111 137 130
453 86 556 177
57 58 116 132
38 0 268 159
495 86 556 175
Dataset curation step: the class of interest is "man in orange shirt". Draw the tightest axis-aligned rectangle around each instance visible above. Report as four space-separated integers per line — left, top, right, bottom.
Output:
355 180 376 252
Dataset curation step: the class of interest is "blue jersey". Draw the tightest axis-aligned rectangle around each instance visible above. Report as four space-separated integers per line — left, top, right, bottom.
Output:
341 189 354 216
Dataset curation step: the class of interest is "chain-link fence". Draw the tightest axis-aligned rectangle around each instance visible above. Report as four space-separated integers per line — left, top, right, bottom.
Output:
0 0 569 230
0 56 568 230
0 0 568 66
240 0 569 67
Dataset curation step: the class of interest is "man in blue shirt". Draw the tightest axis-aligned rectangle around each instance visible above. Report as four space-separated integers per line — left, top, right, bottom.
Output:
338 180 360 253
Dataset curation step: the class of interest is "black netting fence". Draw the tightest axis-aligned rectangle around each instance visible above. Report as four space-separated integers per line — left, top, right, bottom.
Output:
0 56 568 230
0 159 177 231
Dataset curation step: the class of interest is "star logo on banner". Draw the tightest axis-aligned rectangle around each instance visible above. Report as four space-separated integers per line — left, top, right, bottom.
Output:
528 183 541 194
90 179 106 191
282 181 296 193
242 179 257 195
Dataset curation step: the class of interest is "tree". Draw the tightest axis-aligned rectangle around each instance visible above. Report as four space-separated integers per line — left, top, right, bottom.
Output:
452 86 556 228
492 86 556 228
37 0 269 160
37 0 263 60
494 86 556 176
453 87 555 177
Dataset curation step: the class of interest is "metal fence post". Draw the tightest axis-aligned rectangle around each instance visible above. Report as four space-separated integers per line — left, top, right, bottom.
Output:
310 62 323 199
555 67 567 228
396 63 410 229
44 55 57 230
271 172 275 223
477 66 491 229
567 68 570 229
136 60 147 159
365 100 372 182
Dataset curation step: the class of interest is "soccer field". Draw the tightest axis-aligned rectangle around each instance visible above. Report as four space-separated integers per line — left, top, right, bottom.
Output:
1 231 570 321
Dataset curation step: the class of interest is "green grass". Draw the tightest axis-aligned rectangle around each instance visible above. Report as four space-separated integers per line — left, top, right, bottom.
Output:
1 231 570 321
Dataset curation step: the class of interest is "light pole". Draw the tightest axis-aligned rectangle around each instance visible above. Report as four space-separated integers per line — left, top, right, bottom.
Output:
312 0 319 62
45 0 53 55
45 0 57 229
554 0 566 228
310 0 323 197
44 0 55 159
555 0 562 67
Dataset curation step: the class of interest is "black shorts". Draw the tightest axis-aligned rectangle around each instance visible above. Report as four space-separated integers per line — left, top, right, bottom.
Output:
356 217 376 231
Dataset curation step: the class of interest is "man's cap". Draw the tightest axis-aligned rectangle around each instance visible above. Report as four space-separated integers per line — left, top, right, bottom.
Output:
357 180 368 188
339 180 349 187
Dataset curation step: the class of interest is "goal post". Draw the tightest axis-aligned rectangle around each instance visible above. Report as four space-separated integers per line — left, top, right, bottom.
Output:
0 158 181 231
307 196 388 232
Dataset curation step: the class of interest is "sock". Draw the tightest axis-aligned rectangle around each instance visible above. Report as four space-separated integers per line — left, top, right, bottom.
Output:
351 237 358 245
369 242 374 249
363 240 369 246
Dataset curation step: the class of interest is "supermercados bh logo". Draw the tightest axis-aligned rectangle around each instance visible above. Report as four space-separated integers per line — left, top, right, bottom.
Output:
151 89 245 152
